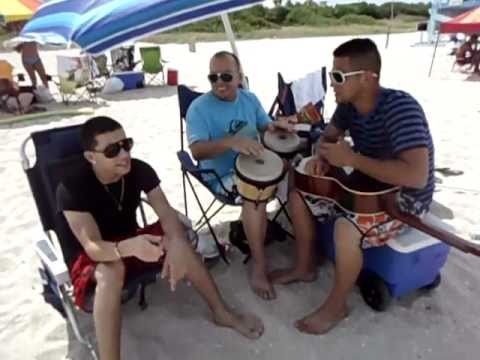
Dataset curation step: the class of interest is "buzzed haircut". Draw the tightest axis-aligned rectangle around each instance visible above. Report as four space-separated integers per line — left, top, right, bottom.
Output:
81 116 122 151
333 38 381 75
211 51 242 72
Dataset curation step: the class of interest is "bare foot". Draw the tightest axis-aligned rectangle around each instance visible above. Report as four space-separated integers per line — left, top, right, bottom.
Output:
213 309 264 339
269 268 317 285
249 267 276 300
295 305 348 335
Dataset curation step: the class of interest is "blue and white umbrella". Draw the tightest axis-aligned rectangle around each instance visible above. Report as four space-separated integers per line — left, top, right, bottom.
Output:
19 0 264 55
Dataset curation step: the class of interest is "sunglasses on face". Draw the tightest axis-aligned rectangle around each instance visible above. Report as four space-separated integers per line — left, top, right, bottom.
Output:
208 72 234 83
92 138 134 158
329 70 378 85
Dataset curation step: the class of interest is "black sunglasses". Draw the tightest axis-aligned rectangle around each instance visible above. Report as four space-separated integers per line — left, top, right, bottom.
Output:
208 72 234 83
91 138 134 158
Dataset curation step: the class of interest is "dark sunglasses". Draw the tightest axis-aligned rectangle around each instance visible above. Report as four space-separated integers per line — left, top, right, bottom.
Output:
208 72 234 83
91 138 134 158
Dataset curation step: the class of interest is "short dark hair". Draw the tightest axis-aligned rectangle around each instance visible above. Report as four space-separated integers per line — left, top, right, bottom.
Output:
333 38 381 74
81 116 122 150
211 51 242 72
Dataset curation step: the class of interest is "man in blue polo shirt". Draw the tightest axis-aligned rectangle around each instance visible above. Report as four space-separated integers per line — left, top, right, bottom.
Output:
187 51 294 301
270 38 435 334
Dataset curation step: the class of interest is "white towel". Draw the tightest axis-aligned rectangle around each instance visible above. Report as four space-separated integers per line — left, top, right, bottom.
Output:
290 70 325 112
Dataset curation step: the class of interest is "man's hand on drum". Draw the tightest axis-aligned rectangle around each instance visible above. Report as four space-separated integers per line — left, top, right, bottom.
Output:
318 139 355 167
267 115 297 133
229 136 264 157
305 156 330 176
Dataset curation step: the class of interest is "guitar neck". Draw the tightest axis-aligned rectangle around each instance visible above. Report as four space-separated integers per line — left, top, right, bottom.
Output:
385 205 480 256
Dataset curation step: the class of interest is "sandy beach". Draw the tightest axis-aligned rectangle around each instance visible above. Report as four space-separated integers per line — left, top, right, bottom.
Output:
0 32 479 360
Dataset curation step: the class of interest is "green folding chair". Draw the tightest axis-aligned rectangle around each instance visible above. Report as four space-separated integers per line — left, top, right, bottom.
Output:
139 46 167 85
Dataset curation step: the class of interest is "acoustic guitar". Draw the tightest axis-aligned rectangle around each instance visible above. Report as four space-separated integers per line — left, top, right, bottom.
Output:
294 156 480 256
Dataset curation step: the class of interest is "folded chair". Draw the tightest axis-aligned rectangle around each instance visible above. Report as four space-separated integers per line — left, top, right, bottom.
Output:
140 46 167 85
177 85 290 264
20 125 165 359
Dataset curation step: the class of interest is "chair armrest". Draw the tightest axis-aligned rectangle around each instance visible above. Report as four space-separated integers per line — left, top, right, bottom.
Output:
177 150 206 174
177 150 223 179
177 150 237 198
34 234 70 286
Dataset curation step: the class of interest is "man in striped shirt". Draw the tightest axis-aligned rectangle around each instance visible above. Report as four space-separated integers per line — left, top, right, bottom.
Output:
270 38 435 334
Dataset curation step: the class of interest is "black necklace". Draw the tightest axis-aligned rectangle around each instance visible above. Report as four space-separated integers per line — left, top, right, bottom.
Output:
104 177 125 211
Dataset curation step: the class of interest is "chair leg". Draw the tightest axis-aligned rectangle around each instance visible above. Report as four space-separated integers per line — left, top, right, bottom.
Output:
272 197 294 239
185 173 229 264
195 198 217 226
59 285 98 360
195 202 227 232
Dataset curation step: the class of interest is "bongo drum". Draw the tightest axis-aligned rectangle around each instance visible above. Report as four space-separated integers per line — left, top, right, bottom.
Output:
234 149 285 203
263 130 302 159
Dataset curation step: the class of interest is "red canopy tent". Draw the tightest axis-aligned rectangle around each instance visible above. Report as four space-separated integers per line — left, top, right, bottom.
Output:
429 6 480 76
440 5 480 33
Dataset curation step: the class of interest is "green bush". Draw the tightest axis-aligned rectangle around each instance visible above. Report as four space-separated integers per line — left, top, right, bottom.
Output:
340 14 377 26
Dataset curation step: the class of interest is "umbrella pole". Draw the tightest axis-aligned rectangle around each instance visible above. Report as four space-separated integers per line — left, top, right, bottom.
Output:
428 33 440 77
220 13 248 89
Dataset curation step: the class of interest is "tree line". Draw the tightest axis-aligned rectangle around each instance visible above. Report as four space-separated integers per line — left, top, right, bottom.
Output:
174 1 430 33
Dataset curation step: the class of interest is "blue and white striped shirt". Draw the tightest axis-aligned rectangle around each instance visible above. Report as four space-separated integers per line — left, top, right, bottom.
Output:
331 87 435 215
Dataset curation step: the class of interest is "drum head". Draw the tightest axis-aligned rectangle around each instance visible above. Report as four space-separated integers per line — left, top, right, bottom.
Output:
236 149 284 183
263 130 301 154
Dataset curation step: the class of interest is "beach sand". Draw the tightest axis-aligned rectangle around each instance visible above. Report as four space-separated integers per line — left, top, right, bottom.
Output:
0 32 479 360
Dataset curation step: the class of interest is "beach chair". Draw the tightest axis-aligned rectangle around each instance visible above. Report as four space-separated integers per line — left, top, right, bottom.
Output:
268 68 327 119
20 125 165 359
55 55 98 104
268 69 328 147
139 46 167 85
177 85 290 264
111 46 137 72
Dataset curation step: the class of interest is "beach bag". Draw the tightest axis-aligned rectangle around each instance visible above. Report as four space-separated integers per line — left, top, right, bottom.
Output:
34 86 54 103
102 77 124 94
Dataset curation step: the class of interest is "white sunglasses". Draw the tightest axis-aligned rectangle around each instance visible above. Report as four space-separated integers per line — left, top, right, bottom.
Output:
329 70 378 85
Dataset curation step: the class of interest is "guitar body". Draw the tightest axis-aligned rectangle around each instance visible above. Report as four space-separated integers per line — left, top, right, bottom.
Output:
294 156 480 256
294 156 399 215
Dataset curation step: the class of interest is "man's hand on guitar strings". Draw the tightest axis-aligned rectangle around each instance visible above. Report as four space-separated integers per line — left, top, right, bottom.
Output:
318 139 355 168
305 157 330 176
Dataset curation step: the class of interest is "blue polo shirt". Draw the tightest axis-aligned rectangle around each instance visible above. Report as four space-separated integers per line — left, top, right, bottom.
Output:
186 89 271 185
331 87 435 214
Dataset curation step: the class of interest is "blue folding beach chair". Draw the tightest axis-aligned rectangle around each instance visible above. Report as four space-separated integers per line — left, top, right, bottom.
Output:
268 68 328 119
268 69 328 147
21 125 164 359
177 85 290 263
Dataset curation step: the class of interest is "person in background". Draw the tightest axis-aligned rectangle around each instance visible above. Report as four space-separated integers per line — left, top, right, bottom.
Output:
15 42 50 89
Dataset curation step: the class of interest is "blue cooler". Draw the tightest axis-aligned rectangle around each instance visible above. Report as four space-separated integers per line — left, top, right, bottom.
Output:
113 71 145 90
317 213 451 310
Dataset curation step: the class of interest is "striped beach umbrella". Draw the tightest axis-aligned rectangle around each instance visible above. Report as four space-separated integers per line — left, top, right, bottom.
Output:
20 0 264 55
0 0 43 24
